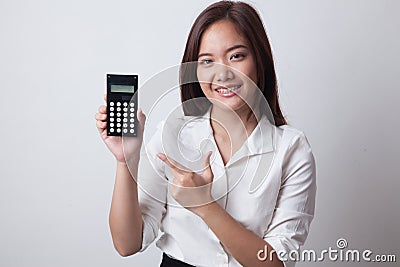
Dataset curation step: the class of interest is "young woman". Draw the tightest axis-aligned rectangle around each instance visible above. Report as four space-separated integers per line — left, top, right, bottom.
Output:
95 1 316 267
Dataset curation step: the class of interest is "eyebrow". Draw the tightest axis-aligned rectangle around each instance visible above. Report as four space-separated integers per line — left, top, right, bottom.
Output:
198 44 249 58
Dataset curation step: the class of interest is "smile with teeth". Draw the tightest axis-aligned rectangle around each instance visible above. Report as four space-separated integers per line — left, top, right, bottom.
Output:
216 85 241 94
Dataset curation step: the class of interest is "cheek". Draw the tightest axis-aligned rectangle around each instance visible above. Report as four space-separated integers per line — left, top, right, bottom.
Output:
198 81 211 96
236 56 258 85
196 67 214 84
197 68 216 97
243 62 258 85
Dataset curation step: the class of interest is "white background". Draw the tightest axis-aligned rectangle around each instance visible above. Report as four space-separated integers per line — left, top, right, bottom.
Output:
0 0 399 266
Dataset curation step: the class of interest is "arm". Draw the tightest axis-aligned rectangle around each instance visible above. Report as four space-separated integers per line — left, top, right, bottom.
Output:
197 202 283 267
262 132 316 266
109 121 169 256
109 160 143 256
95 99 146 256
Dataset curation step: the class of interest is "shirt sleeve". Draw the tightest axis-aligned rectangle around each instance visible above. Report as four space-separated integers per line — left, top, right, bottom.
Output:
263 131 317 267
137 122 168 252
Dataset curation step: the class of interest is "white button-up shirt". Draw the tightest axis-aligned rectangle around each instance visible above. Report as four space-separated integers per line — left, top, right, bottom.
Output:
137 111 316 267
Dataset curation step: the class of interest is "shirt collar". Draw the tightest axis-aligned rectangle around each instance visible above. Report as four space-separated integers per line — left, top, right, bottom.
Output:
182 107 275 167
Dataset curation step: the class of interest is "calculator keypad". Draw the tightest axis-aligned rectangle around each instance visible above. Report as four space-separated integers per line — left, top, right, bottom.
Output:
108 101 136 136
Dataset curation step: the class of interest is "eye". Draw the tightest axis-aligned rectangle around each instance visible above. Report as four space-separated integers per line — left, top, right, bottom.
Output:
198 59 214 68
199 59 213 65
230 53 245 61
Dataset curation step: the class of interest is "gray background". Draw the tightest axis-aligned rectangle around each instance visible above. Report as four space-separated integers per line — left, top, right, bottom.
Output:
0 0 399 266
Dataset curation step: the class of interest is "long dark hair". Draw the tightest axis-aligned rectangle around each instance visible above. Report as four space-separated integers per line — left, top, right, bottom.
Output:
179 1 286 126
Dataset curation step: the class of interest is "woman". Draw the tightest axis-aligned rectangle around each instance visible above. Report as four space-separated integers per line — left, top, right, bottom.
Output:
95 1 316 266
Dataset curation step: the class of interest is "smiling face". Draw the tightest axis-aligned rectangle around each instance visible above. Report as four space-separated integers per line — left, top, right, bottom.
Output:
196 19 259 114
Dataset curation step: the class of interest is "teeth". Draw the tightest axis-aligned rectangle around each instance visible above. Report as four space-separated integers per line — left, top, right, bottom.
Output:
218 89 230 93
217 85 240 94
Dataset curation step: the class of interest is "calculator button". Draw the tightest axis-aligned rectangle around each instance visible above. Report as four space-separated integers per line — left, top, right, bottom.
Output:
110 107 114 111
117 123 121 128
117 128 121 133
123 123 127 128
130 103 134 107
117 113 121 117
117 118 121 122
117 107 121 112
123 129 128 133
130 108 134 112
123 118 127 122
110 118 114 122
123 102 128 107
130 124 134 128
123 113 127 117
110 102 114 106
110 112 114 117
130 113 135 117
110 123 114 127
123 107 127 112
117 102 121 106
110 128 114 132
130 118 134 122
130 129 134 133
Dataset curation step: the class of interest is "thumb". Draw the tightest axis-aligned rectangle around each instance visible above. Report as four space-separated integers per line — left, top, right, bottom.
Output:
202 151 213 181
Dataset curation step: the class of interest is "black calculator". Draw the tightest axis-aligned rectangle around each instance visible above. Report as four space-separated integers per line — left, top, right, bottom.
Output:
106 74 138 137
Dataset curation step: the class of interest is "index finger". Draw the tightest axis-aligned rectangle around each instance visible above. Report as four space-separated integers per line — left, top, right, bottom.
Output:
98 105 107 114
157 153 190 173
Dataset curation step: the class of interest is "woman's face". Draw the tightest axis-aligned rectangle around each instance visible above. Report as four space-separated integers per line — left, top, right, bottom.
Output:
197 19 259 113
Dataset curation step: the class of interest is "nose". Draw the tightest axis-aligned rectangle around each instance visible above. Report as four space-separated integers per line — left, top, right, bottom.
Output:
215 64 234 82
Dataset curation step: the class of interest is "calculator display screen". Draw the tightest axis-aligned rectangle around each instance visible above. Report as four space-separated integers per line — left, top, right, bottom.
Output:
111 85 135 93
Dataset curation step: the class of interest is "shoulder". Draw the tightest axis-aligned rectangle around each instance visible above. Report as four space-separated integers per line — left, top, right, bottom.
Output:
275 124 313 154
273 124 316 181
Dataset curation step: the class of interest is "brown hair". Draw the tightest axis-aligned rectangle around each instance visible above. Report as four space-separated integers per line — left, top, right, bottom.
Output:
179 1 286 126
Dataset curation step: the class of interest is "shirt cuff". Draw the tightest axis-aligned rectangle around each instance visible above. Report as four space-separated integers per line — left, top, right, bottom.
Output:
264 236 297 267
138 214 159 252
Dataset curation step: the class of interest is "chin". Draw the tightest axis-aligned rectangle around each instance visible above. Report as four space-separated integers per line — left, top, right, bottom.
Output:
210 98 249 113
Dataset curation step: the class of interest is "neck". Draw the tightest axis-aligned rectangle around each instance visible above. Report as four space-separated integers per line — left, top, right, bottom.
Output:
210 104 260 138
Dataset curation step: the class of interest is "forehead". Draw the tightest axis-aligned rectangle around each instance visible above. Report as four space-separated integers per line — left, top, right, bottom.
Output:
199 20 248 52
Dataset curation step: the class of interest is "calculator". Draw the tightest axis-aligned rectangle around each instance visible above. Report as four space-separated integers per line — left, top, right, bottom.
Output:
106 74 138 137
